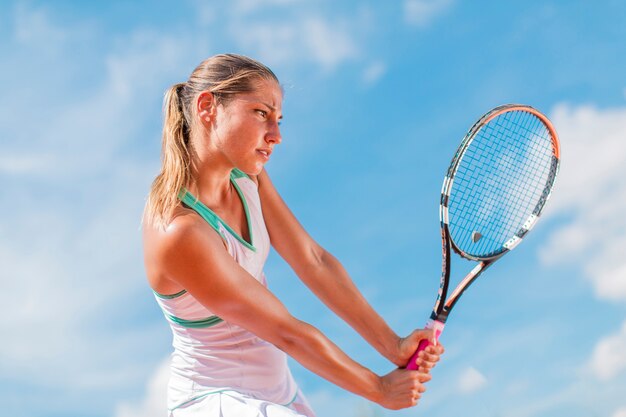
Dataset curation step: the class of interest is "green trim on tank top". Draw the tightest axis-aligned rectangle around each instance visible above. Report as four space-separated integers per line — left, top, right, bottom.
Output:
178 171 256 252
178 190 227 240
282 389 300 406
230 167 250 180
229 172 255 250
164 312 224 329
153 289 187 299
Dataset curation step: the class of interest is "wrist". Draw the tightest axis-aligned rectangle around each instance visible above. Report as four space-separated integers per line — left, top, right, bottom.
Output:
368 327 402 365
363 372 384 404
385 334 404 366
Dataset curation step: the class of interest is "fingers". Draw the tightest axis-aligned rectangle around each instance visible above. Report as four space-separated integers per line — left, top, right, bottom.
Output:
408 372 430 405
403 373 429 408
416 371 432 383
379 368 432 410
415 344 445 372
418 383 427 393
411 327 437 344
397 328 445 368
429 343 445 355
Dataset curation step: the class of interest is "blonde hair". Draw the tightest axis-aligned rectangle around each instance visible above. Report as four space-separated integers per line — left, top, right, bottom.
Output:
144 54 279 228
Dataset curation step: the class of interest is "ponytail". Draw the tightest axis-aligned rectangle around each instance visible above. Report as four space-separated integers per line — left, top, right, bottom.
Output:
143 83 193 228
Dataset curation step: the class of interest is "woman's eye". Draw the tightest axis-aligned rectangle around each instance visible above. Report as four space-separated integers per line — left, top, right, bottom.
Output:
256 110 267 118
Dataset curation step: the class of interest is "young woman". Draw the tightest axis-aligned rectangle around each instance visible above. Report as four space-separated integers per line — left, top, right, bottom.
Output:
143 54 444 417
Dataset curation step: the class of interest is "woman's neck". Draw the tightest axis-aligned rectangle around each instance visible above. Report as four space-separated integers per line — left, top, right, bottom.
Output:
189 152 235 207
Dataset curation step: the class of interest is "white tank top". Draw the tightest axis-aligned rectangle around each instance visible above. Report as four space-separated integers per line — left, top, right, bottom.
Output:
153 169 298 411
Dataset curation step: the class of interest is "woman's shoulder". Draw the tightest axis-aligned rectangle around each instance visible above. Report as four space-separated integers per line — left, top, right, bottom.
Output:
142 206 200 294
143 205 222 255
143 205 227 293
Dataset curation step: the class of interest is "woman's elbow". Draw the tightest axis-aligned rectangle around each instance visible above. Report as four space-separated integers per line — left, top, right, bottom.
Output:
300 245 334 276
273 318 322 353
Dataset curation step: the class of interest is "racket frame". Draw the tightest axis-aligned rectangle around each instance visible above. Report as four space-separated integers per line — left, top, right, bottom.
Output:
431 104 560 323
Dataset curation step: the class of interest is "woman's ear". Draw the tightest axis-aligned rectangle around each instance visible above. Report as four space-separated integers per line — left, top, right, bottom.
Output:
197 91 216 125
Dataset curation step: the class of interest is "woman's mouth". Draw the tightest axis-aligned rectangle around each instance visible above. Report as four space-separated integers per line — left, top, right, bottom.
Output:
257 149 271 160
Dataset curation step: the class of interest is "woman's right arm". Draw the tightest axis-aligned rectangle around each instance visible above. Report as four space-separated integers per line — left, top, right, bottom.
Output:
152 217 431 410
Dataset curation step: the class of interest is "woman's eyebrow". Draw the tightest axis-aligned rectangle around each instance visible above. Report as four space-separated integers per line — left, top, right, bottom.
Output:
260 101 277 111
260 101 283 118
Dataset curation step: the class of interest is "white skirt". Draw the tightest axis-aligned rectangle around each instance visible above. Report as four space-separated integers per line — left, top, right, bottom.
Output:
169 388 316 417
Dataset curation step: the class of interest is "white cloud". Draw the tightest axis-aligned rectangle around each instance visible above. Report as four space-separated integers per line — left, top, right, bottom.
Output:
0 153 56 175
362 61 387 86
13 2 68 46
197 0 364 74
114 358 170 417
614 406 626 417
44 29 192 179
230 16 359 73
539 103 626 301
457 366 487 394
303 18 359 72
233 0 300 15
589 320 626 380
404 0 454 28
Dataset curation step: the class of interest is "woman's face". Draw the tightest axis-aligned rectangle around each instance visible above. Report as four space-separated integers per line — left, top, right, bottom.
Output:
209 79 283 175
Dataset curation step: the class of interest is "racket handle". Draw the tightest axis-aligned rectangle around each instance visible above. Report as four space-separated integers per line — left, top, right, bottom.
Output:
405 319 445 370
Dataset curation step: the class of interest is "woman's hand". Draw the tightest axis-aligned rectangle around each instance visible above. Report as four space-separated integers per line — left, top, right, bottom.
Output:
374 368 431 410
394 328 445 372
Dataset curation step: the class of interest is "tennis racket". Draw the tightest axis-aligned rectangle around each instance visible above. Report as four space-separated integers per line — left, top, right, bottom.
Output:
406 104 560 370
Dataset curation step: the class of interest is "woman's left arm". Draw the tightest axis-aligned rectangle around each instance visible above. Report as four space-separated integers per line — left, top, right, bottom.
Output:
257 170 442 368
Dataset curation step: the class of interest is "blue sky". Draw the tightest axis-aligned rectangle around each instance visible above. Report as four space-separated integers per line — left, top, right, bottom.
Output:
1 1 626 416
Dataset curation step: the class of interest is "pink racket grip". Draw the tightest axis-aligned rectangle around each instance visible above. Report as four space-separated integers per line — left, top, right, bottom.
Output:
405 319 445 370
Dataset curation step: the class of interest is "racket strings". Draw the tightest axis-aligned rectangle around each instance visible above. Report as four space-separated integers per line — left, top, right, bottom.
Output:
447 110 556 258
455 115 551 254
456 135 547 253
495 115 552 213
